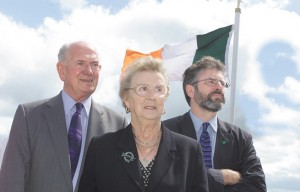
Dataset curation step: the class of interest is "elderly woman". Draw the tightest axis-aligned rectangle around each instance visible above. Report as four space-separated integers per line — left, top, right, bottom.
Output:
78 56 208 192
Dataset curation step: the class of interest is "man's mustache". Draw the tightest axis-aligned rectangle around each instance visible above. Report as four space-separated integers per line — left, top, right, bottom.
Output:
208 90 224 97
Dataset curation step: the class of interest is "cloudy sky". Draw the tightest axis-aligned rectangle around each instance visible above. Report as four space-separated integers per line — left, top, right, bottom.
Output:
0 0 299 191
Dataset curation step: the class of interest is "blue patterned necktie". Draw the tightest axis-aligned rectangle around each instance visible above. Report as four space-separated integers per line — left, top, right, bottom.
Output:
68 103 84 178
200 122 212 169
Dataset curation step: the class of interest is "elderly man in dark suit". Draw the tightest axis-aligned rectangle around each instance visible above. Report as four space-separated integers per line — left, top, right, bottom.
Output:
0 41 127 192
164 56 266 192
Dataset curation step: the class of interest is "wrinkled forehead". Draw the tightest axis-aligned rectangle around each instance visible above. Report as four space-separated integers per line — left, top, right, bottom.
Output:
68 50 99 62
131 71 166 85
82 53 99 60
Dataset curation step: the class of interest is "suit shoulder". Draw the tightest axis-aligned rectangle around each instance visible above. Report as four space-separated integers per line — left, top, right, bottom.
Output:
171 130 197 143
93 103 123 118
163 112 189 124
91 127 125 146
218 119 253 139
163 114 185 129
166 128 199 148
23 98 51 108
163 115 182 123
17 97 52 114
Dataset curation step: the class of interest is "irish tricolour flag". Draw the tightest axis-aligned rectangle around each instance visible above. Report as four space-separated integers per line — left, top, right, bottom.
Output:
122 25 233 81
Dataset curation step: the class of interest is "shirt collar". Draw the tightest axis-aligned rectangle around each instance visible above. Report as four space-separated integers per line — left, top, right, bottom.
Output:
61 90 92 116
189 110 218 133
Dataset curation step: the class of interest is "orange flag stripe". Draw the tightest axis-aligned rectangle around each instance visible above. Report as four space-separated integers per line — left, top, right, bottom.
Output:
122 48 163 75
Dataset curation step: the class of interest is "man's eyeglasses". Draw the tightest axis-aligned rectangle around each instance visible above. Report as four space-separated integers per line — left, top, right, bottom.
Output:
191 78 230 88
127 84 169 97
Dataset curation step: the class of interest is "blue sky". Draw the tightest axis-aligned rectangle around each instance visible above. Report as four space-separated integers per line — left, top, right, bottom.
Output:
0 0 131 27
0 0 300 191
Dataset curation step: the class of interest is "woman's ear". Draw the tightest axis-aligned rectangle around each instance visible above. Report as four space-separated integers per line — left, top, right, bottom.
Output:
122 93 130 109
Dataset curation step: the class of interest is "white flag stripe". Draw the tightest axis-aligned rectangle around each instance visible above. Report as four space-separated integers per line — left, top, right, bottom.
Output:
162 36 197 80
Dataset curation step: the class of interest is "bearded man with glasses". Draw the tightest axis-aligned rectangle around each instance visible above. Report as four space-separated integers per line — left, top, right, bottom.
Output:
164 56 266 192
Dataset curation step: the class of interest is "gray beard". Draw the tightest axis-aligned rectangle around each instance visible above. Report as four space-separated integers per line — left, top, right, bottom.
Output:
194 88 225 112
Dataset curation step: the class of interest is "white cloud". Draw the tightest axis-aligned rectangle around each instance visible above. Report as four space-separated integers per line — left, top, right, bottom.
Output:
277 77 300 104
254 129 300 191
0 117 12 136
58 0 88 11
261 102 300 125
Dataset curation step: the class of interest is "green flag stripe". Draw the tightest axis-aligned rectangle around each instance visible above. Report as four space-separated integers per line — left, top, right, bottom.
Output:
193 25 233 64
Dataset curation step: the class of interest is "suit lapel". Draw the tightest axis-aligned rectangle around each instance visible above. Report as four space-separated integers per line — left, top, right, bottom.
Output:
117 125 143 191
43 93 72 190
74 101 105 191
177 112 197 140
84 102 105 156
147 126 176 192
177 114 235 169
213 119 235 168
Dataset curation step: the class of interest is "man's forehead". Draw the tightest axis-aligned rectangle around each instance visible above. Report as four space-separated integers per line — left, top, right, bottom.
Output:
83 53 98 59
73 53 99 61
199 69 223 77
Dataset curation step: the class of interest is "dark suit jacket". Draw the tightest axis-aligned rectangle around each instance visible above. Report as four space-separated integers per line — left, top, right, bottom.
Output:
78 123 209 192
163 112 266 192
0 93 127 192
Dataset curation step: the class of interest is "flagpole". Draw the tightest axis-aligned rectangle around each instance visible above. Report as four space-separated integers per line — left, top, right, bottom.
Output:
229 0 241 124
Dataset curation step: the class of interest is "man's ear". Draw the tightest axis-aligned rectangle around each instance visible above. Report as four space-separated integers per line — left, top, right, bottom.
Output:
185 84 195 99
57 62 65 81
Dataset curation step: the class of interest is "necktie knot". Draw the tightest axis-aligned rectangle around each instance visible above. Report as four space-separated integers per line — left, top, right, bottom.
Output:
75 103 84 113
202 122 210 131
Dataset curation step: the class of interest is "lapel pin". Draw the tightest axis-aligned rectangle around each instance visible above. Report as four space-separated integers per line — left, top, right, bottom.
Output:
122 152 135 163
221 138 229 144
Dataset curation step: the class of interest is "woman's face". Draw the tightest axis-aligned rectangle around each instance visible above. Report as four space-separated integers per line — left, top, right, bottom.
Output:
123 71 168 122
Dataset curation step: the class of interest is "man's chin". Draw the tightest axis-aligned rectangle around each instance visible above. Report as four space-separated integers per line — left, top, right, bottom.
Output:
201 102 223 112
212 97 224 103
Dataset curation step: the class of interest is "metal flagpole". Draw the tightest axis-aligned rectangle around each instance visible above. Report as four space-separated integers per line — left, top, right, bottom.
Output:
229 0 241 124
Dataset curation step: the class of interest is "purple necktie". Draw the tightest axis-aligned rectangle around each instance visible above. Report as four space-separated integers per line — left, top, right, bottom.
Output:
68 103 84 178
200 122 212 169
